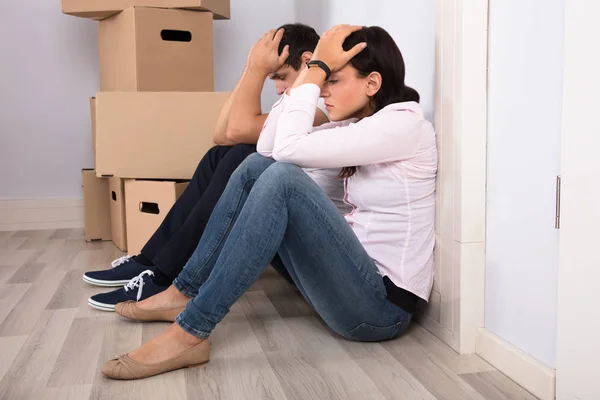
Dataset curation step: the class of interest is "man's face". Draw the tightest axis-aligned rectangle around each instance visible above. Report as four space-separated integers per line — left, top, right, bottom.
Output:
269 65 301 95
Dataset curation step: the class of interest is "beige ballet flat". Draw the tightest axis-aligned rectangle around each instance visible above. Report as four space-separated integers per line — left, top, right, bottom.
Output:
115 300 186 322
102 339 210 380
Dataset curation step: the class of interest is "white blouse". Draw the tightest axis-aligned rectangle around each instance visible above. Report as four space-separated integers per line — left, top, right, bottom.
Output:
258 84 437 301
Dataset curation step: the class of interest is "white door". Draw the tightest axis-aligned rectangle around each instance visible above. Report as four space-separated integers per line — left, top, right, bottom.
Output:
485 0 565 369
556 0 600 398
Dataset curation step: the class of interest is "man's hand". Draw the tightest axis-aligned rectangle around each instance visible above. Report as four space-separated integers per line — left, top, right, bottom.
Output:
247 28 290 75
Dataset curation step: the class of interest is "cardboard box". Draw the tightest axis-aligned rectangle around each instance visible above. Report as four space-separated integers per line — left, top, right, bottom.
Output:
99 7 214 92
82 170 112 242
61 0 230 20
90 98 97 166
109 177 128 251
93 91 229 179
125 179 188 255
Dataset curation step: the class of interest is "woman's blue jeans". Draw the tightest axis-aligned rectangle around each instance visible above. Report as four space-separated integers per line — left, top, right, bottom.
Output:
173 154 412 342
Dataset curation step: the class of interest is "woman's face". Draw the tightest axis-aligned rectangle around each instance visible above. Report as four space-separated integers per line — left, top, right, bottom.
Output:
320 65 373 121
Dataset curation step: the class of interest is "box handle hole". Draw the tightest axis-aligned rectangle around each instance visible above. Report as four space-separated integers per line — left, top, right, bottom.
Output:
139 202 160 215
161 30 192 42
112 191 117 201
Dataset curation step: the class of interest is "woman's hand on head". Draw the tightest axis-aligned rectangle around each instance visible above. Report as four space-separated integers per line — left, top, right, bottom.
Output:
312 25 367 73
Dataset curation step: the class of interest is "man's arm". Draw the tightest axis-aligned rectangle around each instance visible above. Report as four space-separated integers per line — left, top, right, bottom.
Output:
213 30 285 146
227 28 328 145
225 29 290 145
213 71 327 146
212 71 243 146
225 67 269 145
212 67 252 146
257 90 329 157
213 28 328 146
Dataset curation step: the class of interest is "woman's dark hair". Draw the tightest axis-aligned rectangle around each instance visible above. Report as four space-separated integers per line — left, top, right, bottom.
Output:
339 26 420 179
277 23 320 70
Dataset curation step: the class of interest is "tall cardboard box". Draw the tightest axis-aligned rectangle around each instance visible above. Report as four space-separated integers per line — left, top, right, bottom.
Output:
99 7 214 92
90 98 98 166
109 177 128 251
61 0 230 20
125 180 188 255
82 170 112 242
93 91 229 179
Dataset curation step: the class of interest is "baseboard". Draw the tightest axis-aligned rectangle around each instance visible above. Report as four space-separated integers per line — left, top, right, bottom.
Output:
415 314 460 352
0 198 84 231
476 328 556 400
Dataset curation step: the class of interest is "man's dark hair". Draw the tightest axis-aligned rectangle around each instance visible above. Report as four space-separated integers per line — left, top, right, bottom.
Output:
277 23 320 70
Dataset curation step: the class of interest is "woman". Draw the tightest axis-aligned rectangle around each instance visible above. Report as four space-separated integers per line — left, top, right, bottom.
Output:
102 25 437 380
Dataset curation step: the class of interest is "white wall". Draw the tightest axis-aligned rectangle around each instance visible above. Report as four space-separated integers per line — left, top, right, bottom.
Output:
294 0 329 33
0 0 99 200
485 0 565 368
0 0 435 202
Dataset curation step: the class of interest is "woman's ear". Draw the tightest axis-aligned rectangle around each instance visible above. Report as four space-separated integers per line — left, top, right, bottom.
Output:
301 51 313 65
365 72 382 97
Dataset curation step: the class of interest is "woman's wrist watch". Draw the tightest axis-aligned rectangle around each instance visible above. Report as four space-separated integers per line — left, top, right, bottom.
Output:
307 60 332 81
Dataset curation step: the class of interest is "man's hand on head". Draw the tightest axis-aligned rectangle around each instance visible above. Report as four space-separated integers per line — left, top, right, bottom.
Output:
247 28 290 76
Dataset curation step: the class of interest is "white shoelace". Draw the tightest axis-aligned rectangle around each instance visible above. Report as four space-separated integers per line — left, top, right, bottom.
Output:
111 256 132 268
124 270 155 301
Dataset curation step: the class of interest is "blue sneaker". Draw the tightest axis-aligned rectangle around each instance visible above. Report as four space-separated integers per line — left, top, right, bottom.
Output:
87 270 168 311
83 256 148 287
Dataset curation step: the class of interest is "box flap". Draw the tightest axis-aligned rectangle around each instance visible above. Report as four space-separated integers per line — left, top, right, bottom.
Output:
62 0 230 21
109 177 127 251
82 170 112 241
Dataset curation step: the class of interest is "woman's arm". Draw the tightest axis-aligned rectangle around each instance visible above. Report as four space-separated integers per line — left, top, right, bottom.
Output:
273 84 425 168
256 96 287 157
257 91 330 157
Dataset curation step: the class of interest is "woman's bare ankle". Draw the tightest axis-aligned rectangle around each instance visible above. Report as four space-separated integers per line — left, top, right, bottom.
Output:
137 285 190 309
166 285 191 304
170 323 205 347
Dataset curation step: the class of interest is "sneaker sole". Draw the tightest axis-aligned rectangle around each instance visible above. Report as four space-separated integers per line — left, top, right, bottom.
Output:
82 274 131 287
88 298 116 312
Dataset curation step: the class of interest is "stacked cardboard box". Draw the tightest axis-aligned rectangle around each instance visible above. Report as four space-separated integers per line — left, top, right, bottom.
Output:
62 0 230 20
70 0 230 254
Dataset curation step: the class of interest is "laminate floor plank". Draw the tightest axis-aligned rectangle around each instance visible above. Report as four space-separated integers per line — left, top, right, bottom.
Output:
0 229 540 400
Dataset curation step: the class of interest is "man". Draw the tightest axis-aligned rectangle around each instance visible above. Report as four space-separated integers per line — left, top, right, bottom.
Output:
85 24 347 311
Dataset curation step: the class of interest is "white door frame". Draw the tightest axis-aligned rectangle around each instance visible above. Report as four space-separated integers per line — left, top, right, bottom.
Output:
431 1 557 398
424 0 488 353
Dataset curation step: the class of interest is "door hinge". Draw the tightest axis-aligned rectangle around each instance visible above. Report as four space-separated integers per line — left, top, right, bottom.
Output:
555 175 561 229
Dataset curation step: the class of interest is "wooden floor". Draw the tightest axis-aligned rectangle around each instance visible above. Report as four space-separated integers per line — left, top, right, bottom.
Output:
0 229 537 400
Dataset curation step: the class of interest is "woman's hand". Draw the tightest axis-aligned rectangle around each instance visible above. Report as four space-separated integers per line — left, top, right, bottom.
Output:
311 25 367 72
247 29 290 75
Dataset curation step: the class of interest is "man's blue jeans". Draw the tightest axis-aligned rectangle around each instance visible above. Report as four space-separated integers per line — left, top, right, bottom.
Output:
174 154 412 342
